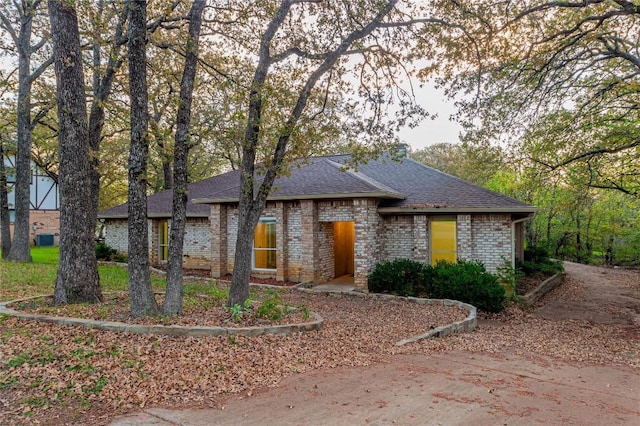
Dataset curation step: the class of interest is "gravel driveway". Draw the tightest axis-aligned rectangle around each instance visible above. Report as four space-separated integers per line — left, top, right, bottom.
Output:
113 263 640 425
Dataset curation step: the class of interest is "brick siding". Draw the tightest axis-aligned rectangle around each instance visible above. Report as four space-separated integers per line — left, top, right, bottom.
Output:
105 217 211 269
470 214 512 273
382 215 414 260
104 219 128 253
0 210 60 246
104 205 516 286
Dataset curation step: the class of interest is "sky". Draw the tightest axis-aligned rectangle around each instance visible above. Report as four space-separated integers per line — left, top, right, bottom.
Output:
396 84 463 151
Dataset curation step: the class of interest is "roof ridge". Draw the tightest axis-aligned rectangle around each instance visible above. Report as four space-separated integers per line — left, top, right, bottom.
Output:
324 158 405 198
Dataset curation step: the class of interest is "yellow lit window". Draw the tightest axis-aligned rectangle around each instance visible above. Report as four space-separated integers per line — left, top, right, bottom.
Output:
159 220 169 262
253 219 276 270
431 219 456 265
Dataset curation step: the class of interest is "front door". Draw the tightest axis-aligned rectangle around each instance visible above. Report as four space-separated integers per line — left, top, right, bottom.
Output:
334 221 354 277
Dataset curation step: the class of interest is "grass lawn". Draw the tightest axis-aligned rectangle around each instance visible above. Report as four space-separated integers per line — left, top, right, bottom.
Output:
0 246 166 302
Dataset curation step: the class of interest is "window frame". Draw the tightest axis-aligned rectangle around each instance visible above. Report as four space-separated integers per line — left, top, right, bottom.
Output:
252 217 277 271
430 217 457 265
158 219 169 262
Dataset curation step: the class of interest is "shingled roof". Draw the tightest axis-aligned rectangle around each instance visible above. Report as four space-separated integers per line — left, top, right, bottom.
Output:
98 152 536 219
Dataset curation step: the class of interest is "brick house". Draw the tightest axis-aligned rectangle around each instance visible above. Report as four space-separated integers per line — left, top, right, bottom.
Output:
99 151 536 290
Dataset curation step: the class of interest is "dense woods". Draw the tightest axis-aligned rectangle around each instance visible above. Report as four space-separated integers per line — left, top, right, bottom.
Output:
0 0 637 313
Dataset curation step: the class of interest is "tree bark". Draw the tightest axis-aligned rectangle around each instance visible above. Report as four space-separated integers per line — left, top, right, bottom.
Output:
48 0 102 304
0 139 11 258
162 0 205 316
127 0 159 317
5 3 37 262
87 0 127 260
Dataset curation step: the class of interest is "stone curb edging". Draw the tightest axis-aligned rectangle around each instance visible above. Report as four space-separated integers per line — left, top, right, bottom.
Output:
0 287 475 342
0 295 323 337
519 273 565 307
297 288 477 346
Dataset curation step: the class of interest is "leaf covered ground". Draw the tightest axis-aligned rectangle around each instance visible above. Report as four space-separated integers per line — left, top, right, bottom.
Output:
0 282 467 425
1 260 638 425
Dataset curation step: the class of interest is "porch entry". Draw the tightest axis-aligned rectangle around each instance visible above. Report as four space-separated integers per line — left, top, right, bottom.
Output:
333 221 354 277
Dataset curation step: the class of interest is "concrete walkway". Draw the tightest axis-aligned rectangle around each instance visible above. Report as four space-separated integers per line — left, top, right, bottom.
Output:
110 351 640 425
306 275 358 292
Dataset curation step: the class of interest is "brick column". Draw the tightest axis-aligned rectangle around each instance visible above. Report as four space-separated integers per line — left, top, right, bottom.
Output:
149 219 158 264
300 200 318 282
412 215 429 263
457 214 472 261
210 204 228 277
353 199 379 291
275 202 289 281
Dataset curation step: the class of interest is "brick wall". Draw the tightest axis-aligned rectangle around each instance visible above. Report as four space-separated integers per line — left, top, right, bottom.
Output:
182 218 211 268
299 200 318 282
105 206 516 285
377 213 513 274
412 215 429 263
105 217 211 269
1 210 60 246
318 200 354 221
210 204 228 277
31 210 60 245
381 215 414 259
149 220 160 265
286 203 302 280
316 221 334 283
353 198 381 289
470 214 512 273
104 219 128 253
457 214 472 261
226 207 239 272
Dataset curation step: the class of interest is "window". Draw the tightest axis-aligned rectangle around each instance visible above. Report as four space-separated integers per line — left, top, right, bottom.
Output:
253 218 276 270
159 220 169 262
431 219 456 265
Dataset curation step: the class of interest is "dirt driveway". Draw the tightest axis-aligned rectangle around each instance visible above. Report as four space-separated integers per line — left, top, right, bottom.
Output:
113 263 640 425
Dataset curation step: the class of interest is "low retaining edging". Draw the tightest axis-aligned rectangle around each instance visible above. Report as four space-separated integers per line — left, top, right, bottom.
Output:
393 297 476 346
0 295 323 337
519 273 565 307
297 288 477 345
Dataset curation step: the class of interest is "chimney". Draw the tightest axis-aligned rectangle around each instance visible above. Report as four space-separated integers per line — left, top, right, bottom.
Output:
396 143 408 157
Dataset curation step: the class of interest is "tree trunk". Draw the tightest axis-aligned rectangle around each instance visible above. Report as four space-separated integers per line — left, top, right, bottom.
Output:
227 1 398 307
0 139 11 258
87 1 126 256
127 0 159 317
6 10 35 263
163 0 205 316
162 159 173 190
48 0 102 304
228 205 261 307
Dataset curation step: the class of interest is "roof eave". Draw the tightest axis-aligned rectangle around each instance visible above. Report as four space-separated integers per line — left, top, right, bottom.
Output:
192 191 406 204
377 206 538 215
98 212 210 220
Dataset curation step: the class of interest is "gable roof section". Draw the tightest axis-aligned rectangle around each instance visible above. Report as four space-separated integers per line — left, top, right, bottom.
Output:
193 157 406 203
97 171 239 219
325 154 535 214
98 152 535 219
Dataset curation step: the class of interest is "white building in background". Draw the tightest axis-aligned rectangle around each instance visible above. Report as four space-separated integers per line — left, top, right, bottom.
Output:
1 157 60 246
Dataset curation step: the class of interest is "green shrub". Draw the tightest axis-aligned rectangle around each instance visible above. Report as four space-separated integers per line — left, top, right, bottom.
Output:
368 259 428 296
95 242 128 263
518 259 562 276
368 259 506 312
255 290 284 321
95 242 117 261
524 244 551 263
111 252 129 263
429 260 505 312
